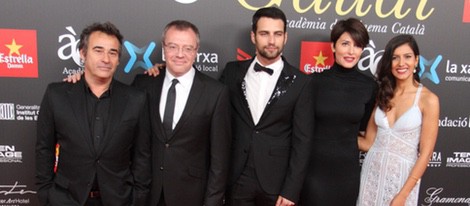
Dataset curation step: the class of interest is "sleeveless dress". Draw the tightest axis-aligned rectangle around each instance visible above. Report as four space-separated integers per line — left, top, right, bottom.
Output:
357 84 423 206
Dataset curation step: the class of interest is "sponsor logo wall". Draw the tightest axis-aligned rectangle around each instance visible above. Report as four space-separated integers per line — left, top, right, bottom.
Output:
1 1 469 205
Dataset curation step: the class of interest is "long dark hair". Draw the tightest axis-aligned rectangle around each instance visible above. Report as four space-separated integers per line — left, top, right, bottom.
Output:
376 34 421 111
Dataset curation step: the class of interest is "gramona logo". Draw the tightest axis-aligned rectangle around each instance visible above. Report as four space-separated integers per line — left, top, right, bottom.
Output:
0 29 38 78
300 41 334 74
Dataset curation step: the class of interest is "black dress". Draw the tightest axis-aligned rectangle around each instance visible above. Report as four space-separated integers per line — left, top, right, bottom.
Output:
300 63 377 206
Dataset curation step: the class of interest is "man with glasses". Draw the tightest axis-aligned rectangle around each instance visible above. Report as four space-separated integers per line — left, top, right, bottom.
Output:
132 20 231 206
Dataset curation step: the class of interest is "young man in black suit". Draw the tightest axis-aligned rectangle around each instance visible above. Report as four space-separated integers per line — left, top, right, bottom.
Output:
36 22 151 206
132 20 231 206
220 7 314 206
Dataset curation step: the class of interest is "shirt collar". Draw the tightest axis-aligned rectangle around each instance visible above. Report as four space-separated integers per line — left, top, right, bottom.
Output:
83 78 113 98
164 67 195 89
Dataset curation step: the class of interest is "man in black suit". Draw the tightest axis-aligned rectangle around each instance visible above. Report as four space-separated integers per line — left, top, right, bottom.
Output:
35 22 151 206
220 7 314 206
132 20 231 206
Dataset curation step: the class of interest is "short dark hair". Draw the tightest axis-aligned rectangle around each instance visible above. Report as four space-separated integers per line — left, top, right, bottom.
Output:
78 22 123 57
161 20 200 47
252 7 287 33
330 18 369 49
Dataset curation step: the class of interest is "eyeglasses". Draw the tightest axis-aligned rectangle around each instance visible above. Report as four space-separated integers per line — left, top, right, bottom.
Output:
163 43 197 55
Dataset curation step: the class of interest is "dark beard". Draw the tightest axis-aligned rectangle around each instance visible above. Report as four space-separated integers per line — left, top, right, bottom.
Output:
258 48 282 60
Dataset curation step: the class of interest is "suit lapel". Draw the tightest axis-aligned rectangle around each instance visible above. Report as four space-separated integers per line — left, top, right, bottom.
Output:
259 58 297 122
235 60 256 126
169 70 204 140
150 74 167 142
67 80 95 155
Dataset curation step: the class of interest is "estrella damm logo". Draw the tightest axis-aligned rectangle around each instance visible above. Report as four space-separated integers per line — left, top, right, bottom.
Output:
300 41 334 74
0 29 38 78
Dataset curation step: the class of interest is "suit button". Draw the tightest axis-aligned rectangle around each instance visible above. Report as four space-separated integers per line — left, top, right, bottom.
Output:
165 143 170 148
160 166 164 170
243 149 248 153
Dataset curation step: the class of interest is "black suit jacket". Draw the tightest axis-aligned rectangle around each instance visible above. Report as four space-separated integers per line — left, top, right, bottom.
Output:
219 57 314 203
35 79 152 206
132 68 231 206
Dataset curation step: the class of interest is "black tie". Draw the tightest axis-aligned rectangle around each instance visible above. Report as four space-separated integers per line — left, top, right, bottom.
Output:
254 62 273 75
163 79 179 137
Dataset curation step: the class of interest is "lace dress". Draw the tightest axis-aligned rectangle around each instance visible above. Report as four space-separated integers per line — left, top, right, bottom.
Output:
357 84 423 206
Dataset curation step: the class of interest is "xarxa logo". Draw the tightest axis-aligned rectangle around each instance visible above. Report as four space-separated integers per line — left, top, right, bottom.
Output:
419 55 442 84
123 41 156 73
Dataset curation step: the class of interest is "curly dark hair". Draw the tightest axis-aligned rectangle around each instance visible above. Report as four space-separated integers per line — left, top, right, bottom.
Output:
376 34 421 111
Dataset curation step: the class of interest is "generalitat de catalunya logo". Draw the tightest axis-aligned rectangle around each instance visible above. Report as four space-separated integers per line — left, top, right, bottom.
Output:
0 29 38 78
300 41 334 74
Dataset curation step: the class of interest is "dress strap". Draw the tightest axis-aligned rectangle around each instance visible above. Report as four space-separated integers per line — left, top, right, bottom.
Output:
413 84 423 106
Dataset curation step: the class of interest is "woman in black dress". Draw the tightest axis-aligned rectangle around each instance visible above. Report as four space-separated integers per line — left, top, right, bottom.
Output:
300 18 377 205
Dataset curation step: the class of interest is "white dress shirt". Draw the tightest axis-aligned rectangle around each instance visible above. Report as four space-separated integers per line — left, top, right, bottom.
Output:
245 57 283 125
159 68 195 129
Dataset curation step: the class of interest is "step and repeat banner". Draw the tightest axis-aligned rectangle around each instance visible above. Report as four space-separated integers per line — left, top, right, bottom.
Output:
1 0 469 205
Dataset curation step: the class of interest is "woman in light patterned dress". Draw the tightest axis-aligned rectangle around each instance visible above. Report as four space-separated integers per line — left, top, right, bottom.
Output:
357 34 440 206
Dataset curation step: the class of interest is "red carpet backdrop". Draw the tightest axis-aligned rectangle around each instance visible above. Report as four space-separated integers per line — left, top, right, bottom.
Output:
1 0 469 205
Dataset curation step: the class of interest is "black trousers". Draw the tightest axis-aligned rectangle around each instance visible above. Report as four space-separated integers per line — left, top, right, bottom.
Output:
226 151 278 206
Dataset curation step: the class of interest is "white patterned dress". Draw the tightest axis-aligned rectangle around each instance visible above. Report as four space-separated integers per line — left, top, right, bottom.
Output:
357 84 423 206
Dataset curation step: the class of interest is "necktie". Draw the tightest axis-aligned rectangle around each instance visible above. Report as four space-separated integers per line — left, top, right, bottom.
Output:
254 62 274 75
163 79 179 137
